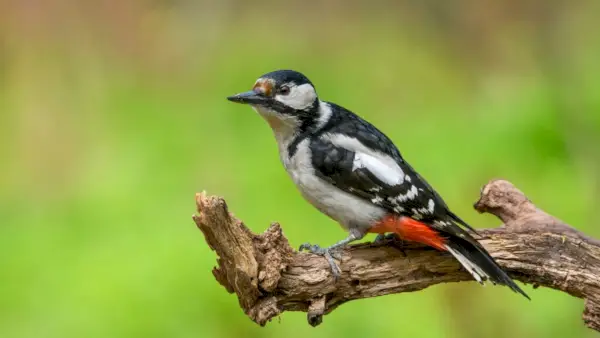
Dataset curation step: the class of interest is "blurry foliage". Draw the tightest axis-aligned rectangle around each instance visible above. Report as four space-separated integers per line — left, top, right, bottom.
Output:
1 1 599 338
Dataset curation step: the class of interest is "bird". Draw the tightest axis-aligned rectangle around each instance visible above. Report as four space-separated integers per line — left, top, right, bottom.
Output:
227 69 529 299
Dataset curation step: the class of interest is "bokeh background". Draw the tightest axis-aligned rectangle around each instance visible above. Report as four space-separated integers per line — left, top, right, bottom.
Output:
2 1 600 337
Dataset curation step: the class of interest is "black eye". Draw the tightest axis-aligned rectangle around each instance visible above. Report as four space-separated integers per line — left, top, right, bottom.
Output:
279 86 290 95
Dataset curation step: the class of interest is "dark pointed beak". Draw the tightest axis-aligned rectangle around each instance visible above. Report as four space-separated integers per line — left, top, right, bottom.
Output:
227 90 268 105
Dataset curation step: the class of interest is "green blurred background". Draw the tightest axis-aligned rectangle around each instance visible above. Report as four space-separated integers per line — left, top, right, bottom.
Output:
1 1 600 337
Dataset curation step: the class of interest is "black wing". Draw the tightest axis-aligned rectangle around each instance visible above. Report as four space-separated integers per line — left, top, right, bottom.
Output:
311 106 477 235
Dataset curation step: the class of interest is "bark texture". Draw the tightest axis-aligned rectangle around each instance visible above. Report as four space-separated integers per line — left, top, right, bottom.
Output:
192 179 600 331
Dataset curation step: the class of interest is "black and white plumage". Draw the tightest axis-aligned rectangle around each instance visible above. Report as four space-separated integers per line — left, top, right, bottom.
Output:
227 69 529 299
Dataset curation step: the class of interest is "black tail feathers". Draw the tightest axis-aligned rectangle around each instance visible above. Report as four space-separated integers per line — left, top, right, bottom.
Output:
444 236 530 300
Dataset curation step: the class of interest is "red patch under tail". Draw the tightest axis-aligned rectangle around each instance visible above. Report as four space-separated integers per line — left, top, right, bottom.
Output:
369 215 447 251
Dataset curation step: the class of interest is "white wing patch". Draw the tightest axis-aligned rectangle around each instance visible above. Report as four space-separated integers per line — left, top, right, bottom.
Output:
352 152 404 186
323 133 405 186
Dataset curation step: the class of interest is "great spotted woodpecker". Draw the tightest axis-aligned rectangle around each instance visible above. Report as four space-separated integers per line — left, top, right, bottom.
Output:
227 69 529 298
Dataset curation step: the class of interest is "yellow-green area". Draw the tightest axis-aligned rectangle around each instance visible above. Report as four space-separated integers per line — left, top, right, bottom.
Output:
1 2 599 338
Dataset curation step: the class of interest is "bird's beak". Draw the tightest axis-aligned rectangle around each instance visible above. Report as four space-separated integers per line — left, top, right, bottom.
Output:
227 90 269 105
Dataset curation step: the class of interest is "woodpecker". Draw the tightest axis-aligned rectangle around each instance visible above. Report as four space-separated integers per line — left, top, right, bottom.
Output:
227 69 529 299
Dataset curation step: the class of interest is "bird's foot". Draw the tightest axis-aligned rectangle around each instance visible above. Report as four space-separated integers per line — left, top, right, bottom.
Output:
299 243 342 280
372 233 407 257
373 233 400 245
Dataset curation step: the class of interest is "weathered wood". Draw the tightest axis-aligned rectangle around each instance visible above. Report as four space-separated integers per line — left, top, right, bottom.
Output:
193 179 600 331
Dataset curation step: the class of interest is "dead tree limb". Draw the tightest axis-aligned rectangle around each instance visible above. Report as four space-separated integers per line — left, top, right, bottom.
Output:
192 179 600 331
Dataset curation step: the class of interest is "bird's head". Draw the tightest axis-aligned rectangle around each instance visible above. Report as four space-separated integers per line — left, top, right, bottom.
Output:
227 70 321 132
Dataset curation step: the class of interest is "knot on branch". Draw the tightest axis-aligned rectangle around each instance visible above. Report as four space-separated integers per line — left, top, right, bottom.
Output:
307 295 327 327
193 181 600 332
474 179 538 224
584 299 600 331
475 180 599 241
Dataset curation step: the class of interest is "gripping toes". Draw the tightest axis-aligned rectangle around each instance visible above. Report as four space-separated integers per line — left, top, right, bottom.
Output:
299 242 322 254
373 233 399 245
299 243 342 280
324 251 342 278
299 243 342 259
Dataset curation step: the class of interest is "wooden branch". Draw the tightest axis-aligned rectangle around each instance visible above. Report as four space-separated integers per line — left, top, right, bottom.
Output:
192 179 600 331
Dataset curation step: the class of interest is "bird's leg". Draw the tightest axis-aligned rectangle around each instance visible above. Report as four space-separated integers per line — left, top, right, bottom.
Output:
299 228 365 280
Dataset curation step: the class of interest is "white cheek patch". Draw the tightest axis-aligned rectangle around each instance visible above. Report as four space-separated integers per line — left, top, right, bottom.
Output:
275 83 317 110
252 105 277 117
252 105 300 132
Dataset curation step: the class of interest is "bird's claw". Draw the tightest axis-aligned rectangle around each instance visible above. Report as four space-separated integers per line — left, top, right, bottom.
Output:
372 233 399 245
371 234 407 256
299 243 342 280
299 243 343 260
299 242 323 254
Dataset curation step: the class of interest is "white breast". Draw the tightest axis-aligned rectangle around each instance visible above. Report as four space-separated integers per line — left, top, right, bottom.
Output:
282 138 387 230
